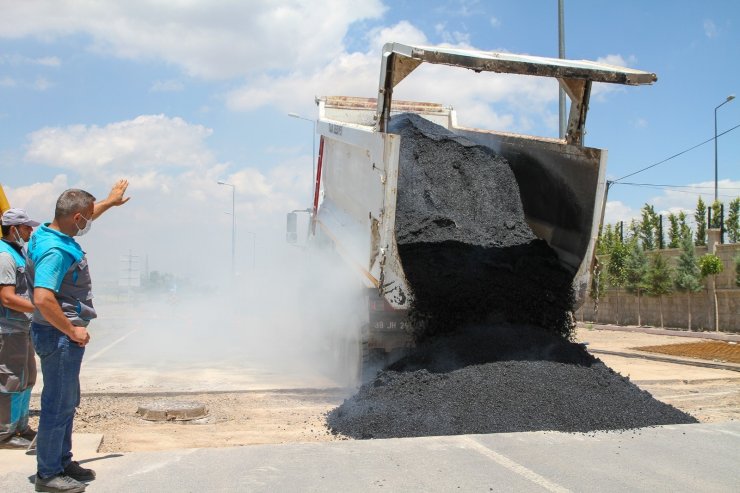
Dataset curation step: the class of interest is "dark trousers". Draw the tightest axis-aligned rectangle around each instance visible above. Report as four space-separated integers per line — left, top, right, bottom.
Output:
31 323 84 478
0 330 36 441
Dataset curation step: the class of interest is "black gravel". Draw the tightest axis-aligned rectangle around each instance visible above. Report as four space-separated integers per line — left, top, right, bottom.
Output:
326 326 698 438
325 114 698 439
391 113 574 339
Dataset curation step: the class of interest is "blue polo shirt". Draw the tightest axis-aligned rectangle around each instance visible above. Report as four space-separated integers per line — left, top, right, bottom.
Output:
28 224 81 293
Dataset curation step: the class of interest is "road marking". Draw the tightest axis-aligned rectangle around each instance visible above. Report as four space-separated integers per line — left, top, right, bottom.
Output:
83 328 141 365
462 436 571 493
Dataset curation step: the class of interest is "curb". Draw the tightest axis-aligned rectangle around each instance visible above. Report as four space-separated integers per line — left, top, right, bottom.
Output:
577 323 740 342
589 349 740 372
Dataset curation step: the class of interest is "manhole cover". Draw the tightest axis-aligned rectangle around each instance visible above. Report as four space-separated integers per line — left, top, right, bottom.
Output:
136 400 208 421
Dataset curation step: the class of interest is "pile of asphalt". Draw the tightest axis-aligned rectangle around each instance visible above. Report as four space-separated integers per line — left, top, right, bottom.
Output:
326 326 698 439
325 114 697 439
390 113 574 339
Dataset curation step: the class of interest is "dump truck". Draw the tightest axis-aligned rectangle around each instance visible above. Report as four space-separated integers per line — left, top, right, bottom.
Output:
287 42 656 382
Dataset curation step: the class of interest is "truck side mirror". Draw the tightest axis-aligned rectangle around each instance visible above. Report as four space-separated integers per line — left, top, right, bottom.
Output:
286 212 298 244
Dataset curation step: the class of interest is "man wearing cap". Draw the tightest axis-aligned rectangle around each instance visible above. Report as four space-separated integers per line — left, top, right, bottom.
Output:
0 208 40 450
27 180 129 493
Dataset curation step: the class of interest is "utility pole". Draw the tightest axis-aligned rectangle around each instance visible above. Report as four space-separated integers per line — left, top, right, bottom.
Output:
714 95 735 201
217 181 236 277
558 0 567 139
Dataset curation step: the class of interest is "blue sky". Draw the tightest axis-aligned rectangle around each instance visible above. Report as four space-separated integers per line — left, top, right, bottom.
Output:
1 0 739 281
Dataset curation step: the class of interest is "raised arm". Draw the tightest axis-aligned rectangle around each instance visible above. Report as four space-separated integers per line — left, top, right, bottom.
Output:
92 179 130 220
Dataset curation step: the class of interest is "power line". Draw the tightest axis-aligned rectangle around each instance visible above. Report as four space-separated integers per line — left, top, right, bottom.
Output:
617 182 740 190
611 182 739 199
611 122 740 183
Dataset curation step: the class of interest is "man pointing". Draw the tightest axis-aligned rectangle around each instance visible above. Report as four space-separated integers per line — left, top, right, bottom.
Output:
27 180 129 493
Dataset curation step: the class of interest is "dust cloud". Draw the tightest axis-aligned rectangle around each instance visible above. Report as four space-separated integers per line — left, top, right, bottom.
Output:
84 229 365 394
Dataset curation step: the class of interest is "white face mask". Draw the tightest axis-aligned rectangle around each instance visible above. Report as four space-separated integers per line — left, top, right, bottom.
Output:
75 214 93 236
14 229 25 248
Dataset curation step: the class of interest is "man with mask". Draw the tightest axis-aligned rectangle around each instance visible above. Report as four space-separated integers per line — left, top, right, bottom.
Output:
0 208 40 450
27 180 129 493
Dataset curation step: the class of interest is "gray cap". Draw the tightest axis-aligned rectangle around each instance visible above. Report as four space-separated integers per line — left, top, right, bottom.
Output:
1 208 41 227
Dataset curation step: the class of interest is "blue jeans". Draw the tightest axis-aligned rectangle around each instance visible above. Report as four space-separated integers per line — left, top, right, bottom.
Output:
31 322 85 478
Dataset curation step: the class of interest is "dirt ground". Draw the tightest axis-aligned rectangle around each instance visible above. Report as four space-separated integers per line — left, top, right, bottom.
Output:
25 327 740 453
633 341 740 364
29 389 347 453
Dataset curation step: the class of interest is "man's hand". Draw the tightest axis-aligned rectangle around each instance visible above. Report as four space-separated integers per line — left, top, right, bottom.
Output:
93 179 130 220
106 179 130 207
69 326 90 346
34 288 91 346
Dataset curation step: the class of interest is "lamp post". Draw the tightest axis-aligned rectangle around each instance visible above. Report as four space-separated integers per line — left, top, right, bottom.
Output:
558 0 566 139
288 112 316 196
714 94 735 202
217 180 235 275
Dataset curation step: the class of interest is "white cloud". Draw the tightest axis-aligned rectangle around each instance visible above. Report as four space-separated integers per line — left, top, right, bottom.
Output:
603 200 638 225
0 3 572 133
0 54 61 66
10 116 314 282
221 20 433 115
3 175 70 222
604 179 740 226
25 115 216 174
704 19 718 38
150 79 184 92
0 0 386 80
596 54 636 68
228 21 558 132
591 54 638 102
633 118 648 129
651 179 740 213
0 76 16 87
490 16 501 28
35 56 61 67
434 0 484 17
33 76 52 91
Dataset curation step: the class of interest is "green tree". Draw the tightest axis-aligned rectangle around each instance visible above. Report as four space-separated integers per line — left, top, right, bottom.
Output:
647 253 673 328
667 213 681 248
598 224 616 255
726 198 740 243
638 204 657 250
678 211 691 242
628 219 640 243
624 240 650 326
695 197 707 246
589 257 606 323
699 254 724 332
606 241 629 325
710 200 723 229
674 235 703 331
735 253 740 287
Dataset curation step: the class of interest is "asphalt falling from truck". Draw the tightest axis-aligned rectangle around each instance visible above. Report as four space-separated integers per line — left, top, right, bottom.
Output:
326 113 697 438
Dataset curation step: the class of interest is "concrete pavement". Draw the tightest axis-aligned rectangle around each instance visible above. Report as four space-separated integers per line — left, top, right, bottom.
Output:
1 422 738 492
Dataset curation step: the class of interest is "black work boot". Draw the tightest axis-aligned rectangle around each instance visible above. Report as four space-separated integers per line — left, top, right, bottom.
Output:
63 461 96 482
0 435 32 449
34 474 86 492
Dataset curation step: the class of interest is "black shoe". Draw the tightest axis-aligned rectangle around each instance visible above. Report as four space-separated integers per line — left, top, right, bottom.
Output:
19 427 37 441
0 435 32 449
34 474 86 492
63 461 96 482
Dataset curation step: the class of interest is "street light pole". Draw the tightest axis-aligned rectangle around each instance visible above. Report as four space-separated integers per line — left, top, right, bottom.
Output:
288 112 317 196
558 0 566 140
217 180 236 275
714 94 735 202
